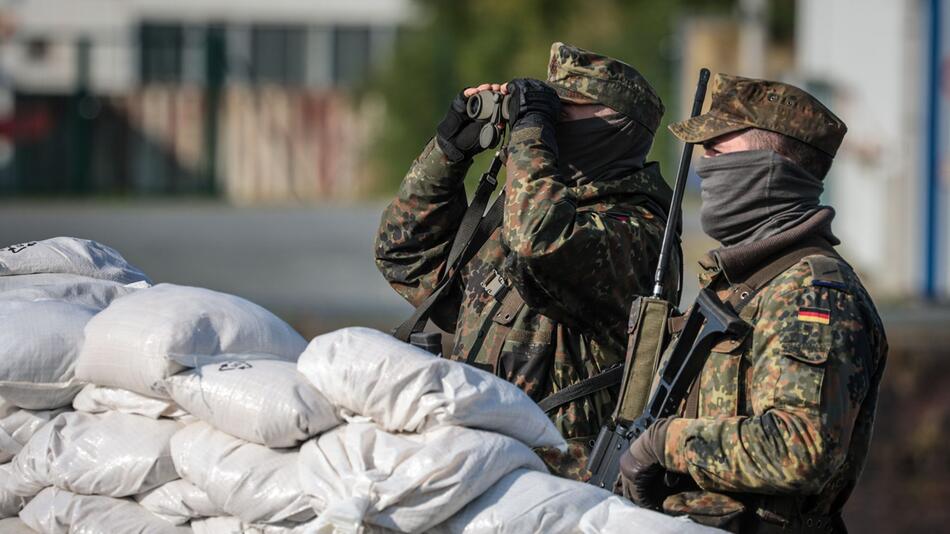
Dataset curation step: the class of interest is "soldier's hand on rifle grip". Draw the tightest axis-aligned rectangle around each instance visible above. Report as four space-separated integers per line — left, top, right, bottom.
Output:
436 92 491 163
619 417 676 510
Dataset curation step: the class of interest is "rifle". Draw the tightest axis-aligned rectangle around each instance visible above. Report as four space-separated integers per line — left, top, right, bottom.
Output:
586 67 749 490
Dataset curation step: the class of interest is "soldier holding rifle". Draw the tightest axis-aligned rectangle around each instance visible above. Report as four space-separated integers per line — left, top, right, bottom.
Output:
618 74 888 534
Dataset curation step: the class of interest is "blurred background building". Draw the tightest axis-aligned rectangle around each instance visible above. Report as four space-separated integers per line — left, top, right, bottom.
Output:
0 0 410 201
0 1 947 531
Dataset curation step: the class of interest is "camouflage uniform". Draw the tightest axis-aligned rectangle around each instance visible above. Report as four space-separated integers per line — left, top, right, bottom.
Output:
654 75 888 532
375 43 677 478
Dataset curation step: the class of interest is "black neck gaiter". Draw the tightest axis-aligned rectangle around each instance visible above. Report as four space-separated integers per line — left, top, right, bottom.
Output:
554 113 653 186
696 150 827 247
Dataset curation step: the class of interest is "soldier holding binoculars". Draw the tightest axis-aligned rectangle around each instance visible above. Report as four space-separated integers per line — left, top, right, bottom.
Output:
375 42 677 478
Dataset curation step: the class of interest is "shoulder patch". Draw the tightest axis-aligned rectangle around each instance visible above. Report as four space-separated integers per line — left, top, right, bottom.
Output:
806 255 849 292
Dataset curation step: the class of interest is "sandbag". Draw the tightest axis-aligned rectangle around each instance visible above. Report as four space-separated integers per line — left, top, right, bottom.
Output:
18 487 188 534
0 300 96 409
189 517 324 534
76 284 307 398
0 237 150 285
137 479 220 526
0 406 70 464
171 422 313 524
430 468 613 533
298 422 546 533
6 411 181 498
0 517 35 533
298 328 565 449
0 469 28 519
165 359 339 447
72 384 188 420
0 273 144 310
577 495 725 534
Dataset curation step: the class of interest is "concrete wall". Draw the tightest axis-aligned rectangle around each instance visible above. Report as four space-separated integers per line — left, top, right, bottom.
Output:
796 0 945 299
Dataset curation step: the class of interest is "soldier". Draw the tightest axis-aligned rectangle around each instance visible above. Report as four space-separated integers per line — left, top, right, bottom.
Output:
619 74 888 534
375 42 679 478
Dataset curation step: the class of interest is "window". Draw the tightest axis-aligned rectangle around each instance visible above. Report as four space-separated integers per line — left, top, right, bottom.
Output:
139 23 183 83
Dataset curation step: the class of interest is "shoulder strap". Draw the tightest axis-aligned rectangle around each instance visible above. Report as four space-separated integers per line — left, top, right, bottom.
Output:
393 178 505 343
725 239 839 313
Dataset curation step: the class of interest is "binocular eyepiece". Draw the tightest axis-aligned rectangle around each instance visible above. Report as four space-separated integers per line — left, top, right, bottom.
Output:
465 91 510 150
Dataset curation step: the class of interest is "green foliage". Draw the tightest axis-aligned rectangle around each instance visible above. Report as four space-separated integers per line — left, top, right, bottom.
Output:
367 0 736 195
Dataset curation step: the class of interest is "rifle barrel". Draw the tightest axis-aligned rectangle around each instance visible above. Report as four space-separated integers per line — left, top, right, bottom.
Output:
652 68 710 300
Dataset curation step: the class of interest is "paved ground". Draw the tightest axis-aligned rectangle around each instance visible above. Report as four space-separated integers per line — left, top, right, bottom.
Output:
0 200 413 334
0 199 718 336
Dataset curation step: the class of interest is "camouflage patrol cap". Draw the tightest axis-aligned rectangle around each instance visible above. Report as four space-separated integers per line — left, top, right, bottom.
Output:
546 42 664 134
669 73 847 157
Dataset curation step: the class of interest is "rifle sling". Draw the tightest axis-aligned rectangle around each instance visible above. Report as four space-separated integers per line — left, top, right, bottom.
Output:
537 365 625 413
393 182 505 343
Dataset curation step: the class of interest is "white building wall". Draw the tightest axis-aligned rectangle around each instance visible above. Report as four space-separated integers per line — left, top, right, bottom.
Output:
796 0 928 297
0 0 412 94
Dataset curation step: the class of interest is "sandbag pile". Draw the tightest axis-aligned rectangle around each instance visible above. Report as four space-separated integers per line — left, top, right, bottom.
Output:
0 237 723 534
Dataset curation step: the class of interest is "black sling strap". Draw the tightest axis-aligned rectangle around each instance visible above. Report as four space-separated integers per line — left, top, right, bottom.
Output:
393 153 506 343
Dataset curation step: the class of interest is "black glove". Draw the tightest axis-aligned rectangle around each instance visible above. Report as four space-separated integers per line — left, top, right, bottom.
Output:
436 92 488 163
619 417 680 510
505 78 561 129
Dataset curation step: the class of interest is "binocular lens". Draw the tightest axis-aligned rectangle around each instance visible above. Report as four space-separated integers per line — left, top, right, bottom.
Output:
466 92 498 121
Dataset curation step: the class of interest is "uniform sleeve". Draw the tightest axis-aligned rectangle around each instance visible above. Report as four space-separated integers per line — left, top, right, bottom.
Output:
500 124 663 345
374 138 471 331
663 285 876 494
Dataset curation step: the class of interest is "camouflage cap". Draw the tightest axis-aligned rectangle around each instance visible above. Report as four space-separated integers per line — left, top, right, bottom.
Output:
546 42 664 134
669 73 847 157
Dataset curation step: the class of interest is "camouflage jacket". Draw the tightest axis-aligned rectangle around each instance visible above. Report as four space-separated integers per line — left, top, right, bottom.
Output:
659 243 887 530
376 124 676 478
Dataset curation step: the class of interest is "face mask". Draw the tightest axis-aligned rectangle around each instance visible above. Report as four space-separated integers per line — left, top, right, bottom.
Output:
554 113 653 185
696 149 825 246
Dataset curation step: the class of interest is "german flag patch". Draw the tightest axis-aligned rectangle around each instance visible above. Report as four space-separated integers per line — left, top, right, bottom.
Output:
798 307 831 325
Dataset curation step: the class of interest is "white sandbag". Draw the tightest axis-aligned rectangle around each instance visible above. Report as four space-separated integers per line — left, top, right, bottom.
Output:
165 359 339 447
0 237 150 285
577 495 725 534
431 468 613 534
0 406 70 463
137 479 220 526
72 384 187 420
0 517 36 533
171 422 313 524
6 411 181 498
0 300 96 409
298 327 565 450
298 422 546 533
0 468 28 519
76 284 308 398
190 517 322 534
18 487 188 534
0 273 144 310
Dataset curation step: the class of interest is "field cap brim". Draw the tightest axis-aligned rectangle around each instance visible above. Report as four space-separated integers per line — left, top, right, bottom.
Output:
545 81 598 105
668 111 751 144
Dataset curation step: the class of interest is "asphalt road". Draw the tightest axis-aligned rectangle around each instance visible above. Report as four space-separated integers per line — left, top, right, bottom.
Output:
0 200 413 334
0 199 718 336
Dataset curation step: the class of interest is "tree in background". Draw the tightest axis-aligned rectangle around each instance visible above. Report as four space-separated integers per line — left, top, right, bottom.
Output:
367 0 737 194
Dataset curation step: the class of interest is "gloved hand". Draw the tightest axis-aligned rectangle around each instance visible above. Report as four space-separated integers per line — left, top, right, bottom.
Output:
436 92 489 164
619 417 678 510
505 78 561 129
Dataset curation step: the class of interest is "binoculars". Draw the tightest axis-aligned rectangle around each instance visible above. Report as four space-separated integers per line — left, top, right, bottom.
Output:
465 91 510 150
